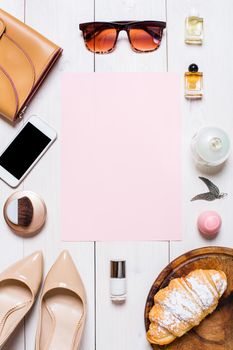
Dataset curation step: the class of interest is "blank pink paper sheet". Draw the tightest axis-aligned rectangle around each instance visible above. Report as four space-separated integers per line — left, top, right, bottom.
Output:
61 73 182 241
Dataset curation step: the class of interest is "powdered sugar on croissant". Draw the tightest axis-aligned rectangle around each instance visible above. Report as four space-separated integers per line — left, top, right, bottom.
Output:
147 269 227 346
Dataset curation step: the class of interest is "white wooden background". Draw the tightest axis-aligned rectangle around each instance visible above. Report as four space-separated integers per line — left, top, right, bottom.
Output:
0 0 233 349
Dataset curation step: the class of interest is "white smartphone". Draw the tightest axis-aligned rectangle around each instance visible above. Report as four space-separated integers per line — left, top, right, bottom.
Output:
0 116 57 188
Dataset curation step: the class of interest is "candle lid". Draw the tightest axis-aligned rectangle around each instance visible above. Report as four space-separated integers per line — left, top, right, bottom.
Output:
195 127 231 165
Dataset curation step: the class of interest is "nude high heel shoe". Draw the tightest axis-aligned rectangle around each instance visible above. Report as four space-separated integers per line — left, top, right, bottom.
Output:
35 250 87 350
0 251 43 348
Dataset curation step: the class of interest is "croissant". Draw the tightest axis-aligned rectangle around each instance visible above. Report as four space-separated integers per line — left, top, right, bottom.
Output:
147 269 227 346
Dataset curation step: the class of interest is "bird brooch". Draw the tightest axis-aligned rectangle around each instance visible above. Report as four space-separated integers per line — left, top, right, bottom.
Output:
191 177 227 202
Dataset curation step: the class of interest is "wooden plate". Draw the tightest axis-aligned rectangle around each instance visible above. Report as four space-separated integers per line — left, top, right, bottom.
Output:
145 246 233 350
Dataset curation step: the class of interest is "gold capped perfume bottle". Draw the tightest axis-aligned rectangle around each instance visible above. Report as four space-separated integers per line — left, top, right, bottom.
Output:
185 10 203 45
185 64 203 99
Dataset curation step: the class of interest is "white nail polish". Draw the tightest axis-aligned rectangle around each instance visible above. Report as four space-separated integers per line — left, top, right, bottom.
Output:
110 260 127 302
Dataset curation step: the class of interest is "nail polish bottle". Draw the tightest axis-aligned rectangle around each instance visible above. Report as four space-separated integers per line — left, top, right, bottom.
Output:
185 64 203 99
110 260 126 302
191 127 231 167
185 9 203 45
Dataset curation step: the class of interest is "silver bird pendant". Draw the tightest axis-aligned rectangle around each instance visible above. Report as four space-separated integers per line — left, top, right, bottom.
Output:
191 177 227 201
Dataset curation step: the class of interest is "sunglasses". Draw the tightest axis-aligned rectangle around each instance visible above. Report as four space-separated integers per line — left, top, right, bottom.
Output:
79 21 166 54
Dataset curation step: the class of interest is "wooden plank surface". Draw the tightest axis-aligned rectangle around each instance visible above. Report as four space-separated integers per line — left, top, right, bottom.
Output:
96 242 169 349
0 2 25 350
94 1 169 349
0 0 232 349
22 1 95 349
167 0 233 261
95 0 167 72
0 0 95 349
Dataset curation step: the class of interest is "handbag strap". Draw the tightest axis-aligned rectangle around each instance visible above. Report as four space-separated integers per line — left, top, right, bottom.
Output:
0 19 6 38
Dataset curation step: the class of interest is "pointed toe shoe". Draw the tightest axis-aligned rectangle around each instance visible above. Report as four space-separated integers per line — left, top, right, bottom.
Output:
35 250 87 350
0 251 43 348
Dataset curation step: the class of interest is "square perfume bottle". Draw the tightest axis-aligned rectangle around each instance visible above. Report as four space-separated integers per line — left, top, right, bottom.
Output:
185 11 203 45
185 64 203 99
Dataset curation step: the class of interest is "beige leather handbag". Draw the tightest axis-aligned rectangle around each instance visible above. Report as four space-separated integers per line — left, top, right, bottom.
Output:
0 9 62 122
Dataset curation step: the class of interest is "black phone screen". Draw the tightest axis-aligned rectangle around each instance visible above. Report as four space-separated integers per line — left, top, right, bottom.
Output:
0 122 51 179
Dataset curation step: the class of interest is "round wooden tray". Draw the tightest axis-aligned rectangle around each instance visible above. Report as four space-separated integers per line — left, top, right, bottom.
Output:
145 246 233 350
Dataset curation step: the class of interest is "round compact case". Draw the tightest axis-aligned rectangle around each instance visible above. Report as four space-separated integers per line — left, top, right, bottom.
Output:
3 191 47 237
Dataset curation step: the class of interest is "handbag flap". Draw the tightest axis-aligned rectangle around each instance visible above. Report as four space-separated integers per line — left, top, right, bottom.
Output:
0 9 62 121
0 19 5 37
0 9 59 81
0 34 35 109
0 66 18 120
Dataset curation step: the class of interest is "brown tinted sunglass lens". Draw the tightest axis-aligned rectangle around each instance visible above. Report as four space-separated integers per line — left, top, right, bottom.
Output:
83 25 117 53
129 26 163 52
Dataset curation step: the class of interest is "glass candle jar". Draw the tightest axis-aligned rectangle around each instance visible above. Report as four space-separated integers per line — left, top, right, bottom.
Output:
191 127 231 167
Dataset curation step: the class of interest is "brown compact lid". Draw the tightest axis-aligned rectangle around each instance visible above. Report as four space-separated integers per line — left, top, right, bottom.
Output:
3 190 47 238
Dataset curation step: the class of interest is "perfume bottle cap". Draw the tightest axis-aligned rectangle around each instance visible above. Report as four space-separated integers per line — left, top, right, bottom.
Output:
111 260 126 278
190 7 199 17
189 63 199 72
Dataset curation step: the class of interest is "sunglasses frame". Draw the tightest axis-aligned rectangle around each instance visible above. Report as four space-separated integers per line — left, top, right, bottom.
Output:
79 20 166 54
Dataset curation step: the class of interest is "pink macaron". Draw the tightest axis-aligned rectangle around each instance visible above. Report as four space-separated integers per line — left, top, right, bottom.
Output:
197 211 222 239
